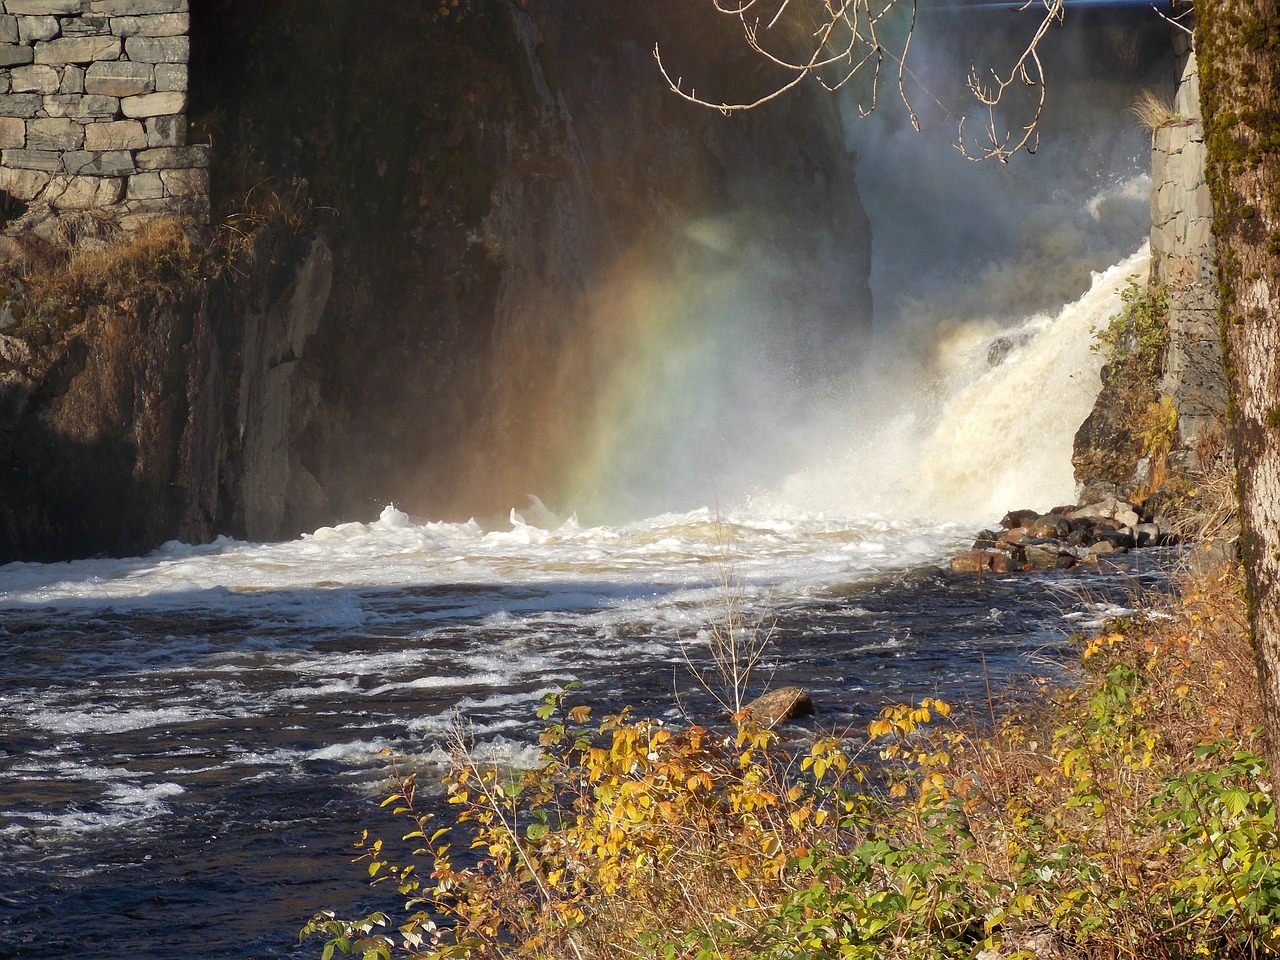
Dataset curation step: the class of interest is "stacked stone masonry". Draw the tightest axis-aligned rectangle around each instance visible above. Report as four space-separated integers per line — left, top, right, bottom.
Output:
0 0 206 229
1151 33 1226 465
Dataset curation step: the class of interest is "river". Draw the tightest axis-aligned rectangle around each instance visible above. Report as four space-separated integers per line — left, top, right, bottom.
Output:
0 243 1175 958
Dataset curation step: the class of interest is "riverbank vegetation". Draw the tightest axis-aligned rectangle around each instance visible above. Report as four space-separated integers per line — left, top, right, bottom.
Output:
305 557 1278 960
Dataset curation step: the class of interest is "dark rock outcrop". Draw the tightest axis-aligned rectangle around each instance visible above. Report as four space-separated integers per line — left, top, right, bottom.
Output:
0 0 873 561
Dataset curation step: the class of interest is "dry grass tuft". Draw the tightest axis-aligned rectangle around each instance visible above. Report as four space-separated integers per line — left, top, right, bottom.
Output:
1132 88 1179 132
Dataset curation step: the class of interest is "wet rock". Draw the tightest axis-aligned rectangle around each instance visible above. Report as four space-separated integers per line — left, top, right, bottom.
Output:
999 527 1031 545
1024 542 1065 570
1070 497 1141 528
952 551 997 573
1092 529 1136 550
1029 514 1071 539
972 529 1001 550
1133 522 1172 547
989 553 1026 574
1001 509 1040 529
743 686 813 727
1089 539 1127 556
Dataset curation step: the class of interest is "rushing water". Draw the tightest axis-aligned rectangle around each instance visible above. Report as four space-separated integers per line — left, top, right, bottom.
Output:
0 244 1161 957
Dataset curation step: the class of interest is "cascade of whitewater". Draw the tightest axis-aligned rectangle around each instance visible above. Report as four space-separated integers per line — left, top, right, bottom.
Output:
766 243 1150 524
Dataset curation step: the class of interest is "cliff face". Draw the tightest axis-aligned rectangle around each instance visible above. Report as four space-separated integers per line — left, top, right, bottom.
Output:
1072 25 1227 503
0 0 872 560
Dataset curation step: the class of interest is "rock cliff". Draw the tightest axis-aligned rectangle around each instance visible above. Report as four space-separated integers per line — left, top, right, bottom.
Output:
0 0 872 560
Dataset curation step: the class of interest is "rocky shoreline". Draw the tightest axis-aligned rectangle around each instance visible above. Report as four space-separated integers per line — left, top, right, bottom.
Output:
950 496 1174 575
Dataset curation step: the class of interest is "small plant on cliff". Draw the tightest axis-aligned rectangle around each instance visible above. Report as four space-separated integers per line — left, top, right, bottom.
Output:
1132 88 1178 134
1092 277 1170 385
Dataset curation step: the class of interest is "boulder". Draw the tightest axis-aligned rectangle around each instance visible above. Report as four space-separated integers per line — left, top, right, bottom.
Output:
1029 514 1071 539
972 529 1001 550
743 686 813 727
1001 509 1040 530
1024 541 1065 570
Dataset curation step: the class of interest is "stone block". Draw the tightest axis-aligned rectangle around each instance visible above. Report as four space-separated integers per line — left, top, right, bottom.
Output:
0 116 25 148
45 173 124 209
0 93 43 116
85 60 151 96
0 92 42 115
110 12 187 37
120 90 182 118
17 15 58 41
135 143 206 169
42 92 117 118
0 77 8 94
59 62 83 92
125 169 162 199
159 165 206 197
153 61 184 92
0 42 35 67
144 113 183 146
63 148 133 176
88 0 186 13
83 117 144 150
6 1 83 14
2 148 62 171
0 16 17 43
0 164 51 200
27 116 83 150
10 63 58 93
58 14 109 36
123 34 186 63
34 34 119 63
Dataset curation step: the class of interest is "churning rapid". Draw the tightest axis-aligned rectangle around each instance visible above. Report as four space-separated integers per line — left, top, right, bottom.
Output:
0 209 1161 957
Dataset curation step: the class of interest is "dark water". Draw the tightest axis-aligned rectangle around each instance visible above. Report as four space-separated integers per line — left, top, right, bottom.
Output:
0 548 1174 959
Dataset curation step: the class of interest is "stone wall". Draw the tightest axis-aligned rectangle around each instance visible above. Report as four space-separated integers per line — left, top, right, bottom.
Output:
1151 30 1227 465
0 0 206 234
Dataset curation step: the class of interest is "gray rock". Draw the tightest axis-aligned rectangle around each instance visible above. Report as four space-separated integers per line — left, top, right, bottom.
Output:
33 34 121 63
59 63 85 93
0 43 36 67
0 116 25 149
1024 542 1065 570
41 93 118 119
17 15 59 42
6 0 83 14
63 149 134 176
123 35 187 63
59 14 110 37
2 147 63 171
10 64 60 93
144 113 184 146
85 59 153 96
88 0 189 13
125 170 162 200
120 90 183 118
83 118 145 150
0 16 18 43
153 61 185 92
44 173 124 209
0 165 51 199
135 143 207 169
26 117 84 150
159 165 206 197
110 13 188 37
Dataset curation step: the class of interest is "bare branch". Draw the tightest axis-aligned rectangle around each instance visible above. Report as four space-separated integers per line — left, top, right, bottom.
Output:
660 0 1070 163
